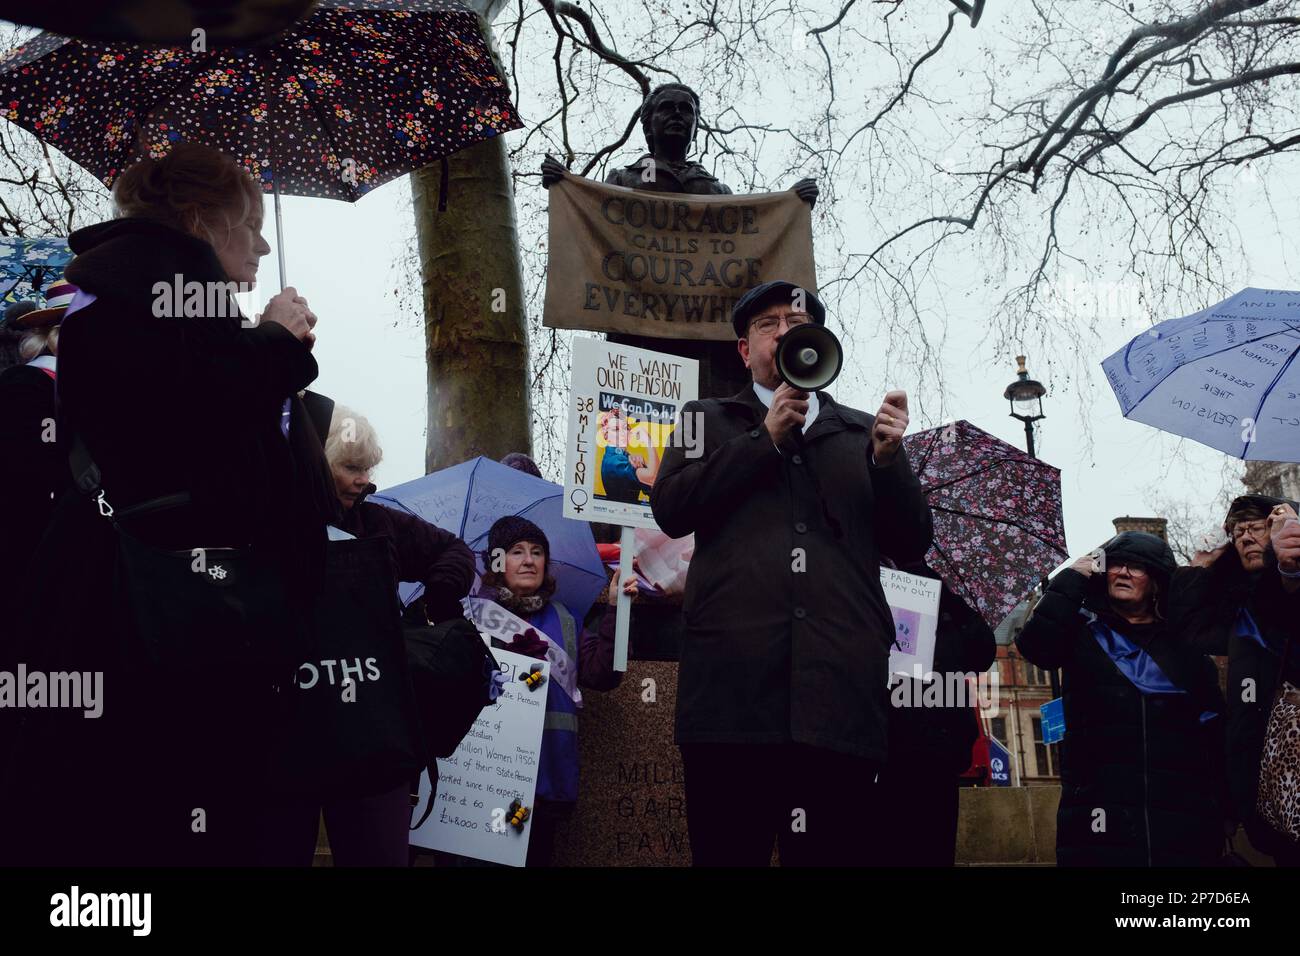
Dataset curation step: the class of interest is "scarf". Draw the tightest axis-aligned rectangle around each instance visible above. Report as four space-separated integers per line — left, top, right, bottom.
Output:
488 581 554 616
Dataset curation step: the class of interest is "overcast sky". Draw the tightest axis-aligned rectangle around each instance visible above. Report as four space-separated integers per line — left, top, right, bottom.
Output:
283 0 1298 566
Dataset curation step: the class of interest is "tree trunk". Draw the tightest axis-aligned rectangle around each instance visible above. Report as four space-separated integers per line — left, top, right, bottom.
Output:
411 132 531 473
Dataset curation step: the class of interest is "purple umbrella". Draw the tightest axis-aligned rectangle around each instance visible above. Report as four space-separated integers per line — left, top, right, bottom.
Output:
902 419 1068 631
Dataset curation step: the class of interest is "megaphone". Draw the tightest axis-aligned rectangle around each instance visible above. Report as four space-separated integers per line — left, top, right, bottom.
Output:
776 323 843 391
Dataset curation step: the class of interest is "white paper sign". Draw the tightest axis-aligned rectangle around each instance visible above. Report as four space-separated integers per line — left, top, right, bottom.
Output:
563 337 699 529
462 596 581 706
408 646 549 867
880 567 941 679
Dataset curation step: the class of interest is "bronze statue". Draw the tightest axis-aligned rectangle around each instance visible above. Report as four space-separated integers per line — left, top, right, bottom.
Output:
543 83 818 399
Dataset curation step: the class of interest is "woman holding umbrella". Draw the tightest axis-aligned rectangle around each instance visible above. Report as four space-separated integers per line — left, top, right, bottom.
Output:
0 142 338 866
1016 532 1227 867
461 515 631 867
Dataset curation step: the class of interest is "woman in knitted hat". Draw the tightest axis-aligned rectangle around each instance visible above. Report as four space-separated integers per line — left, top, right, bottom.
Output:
470 514 633 866
1016 531 1227 866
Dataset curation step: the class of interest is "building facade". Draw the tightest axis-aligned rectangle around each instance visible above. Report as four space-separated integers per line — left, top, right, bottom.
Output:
1244 460 1300 502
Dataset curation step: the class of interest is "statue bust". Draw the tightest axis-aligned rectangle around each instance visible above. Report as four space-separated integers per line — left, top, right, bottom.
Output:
542 82 817 205
604 83 732 196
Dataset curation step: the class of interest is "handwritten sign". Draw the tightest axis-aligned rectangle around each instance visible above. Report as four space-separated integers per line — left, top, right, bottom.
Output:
543 173 817 341
408 646 549 867
564 337 698 529
880 567 941 679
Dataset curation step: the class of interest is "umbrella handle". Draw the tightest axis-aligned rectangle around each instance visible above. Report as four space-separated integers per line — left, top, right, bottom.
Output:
273 173 287 291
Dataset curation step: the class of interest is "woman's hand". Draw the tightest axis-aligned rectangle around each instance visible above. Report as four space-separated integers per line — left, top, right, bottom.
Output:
259 286 317 348
1269 504 1300 574
1190 544 1228 568
607 569 638 604
1069 553 1100 577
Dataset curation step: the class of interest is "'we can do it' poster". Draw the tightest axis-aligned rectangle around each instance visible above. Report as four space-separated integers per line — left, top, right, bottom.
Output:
563 337 698 530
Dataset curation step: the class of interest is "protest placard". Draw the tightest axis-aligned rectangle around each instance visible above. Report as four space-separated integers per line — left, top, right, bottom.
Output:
543 173 816 341
880 567 941 679
408 646 549 867
563 336 698 530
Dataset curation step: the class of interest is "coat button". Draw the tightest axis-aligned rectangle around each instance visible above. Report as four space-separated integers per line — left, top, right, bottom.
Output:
795 522 807 534
791 454 803 465
749 428 761 439
793 606 807 620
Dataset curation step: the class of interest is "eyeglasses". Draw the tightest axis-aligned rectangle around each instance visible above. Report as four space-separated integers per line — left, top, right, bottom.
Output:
1107 561 1149 577
1231 521 1270 542
749 312 813 337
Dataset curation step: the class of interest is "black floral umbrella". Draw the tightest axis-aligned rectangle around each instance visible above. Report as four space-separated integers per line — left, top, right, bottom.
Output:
0 0 521 284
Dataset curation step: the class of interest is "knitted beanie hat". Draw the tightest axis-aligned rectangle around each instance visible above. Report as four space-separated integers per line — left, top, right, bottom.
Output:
485 515 550 567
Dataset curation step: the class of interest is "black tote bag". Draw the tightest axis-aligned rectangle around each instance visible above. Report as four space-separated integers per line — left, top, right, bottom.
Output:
271 535 423 801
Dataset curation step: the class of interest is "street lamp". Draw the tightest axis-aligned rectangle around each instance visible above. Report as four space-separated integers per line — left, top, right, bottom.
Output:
1003 354 1061 705
1004 354 1046 459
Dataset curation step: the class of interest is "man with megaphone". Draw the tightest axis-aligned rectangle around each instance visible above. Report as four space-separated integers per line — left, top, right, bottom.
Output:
650 280 934 867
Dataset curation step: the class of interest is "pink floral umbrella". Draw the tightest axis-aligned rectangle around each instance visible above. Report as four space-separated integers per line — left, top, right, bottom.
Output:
903 419 1068 630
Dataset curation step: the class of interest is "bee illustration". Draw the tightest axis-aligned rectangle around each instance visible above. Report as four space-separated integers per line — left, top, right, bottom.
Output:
520 663 546 691
508 799 530 832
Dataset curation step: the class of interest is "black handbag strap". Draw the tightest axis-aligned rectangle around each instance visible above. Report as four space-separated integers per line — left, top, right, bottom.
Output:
69 430 192 523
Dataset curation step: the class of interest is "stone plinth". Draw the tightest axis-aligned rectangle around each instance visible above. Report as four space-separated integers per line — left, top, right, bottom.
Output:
955 785 1059 865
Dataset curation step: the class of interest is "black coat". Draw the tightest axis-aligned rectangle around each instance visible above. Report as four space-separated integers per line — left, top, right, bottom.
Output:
0 362 61 601
650 385 933 762
339 482 476 624
1171 549 1300 858
1017 568 1226 867
0 218 339 866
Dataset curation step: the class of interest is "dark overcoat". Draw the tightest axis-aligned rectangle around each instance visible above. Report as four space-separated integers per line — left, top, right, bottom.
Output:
650 384 933 762
0 217 338 865
1017 568 1227 867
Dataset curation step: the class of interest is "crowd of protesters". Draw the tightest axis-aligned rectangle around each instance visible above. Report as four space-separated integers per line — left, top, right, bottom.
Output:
0 140 1297 870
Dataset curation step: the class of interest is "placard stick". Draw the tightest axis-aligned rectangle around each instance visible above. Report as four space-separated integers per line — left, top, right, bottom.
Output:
614 524 635 672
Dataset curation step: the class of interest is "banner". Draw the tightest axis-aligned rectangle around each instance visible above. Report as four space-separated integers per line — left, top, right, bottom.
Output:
881 567 941 679
543 173 817 341
409 645 549 868
564 337 699 529
462 595 581 706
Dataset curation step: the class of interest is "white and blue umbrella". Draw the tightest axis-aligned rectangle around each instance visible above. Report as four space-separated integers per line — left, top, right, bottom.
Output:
0 236 72 304
1101 288 1300 462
